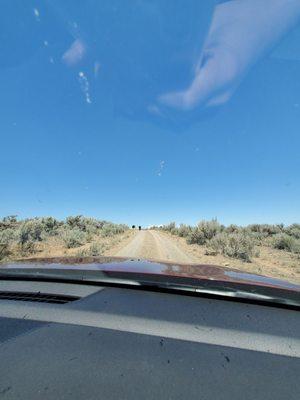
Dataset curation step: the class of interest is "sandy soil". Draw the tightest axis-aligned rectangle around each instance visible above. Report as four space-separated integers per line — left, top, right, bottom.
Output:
114 230 195 264
109 230 300 284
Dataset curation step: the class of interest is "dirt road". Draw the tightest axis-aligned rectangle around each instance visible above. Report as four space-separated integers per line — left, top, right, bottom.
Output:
113 230 300 284
116 230 196 264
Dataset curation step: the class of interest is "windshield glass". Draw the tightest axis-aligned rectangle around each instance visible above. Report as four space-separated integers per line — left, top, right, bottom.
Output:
0 0 299 287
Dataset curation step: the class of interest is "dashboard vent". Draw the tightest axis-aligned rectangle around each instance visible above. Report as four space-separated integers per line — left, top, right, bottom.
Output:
0 291 80 304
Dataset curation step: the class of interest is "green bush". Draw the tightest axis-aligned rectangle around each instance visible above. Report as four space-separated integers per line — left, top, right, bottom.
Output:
197 219 222 240
186 219 221 245
162 222 176 233
66 216 107 233
0 243 10 260
17 220 44 245
40 217 61 235
0 228 17 245
285 224 300 239
101 223 127 237
225 224 241 233
0 215 18 230
66 216 84 229
247 224 283 237
177 224 193 238
187 228 206 245
63 228 87 248
0 215 128 258
65 216 127 239
89 242 104 256
19 241 36 256
208 232 256 262
272 234 300 254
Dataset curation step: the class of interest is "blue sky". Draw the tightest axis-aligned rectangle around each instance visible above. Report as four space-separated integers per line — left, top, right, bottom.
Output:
0 1 300 226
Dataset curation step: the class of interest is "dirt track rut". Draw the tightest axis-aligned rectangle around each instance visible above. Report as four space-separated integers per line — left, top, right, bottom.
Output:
116 230 195 263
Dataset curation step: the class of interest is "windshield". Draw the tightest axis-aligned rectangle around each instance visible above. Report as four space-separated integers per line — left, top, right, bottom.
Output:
0 0 299 287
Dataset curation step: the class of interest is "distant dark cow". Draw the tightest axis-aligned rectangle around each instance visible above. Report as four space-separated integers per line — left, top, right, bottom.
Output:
138 226 141 231
132 225 136 229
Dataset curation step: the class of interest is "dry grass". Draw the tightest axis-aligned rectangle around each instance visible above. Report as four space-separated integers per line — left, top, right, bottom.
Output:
8 230 133 261
161 231 300 284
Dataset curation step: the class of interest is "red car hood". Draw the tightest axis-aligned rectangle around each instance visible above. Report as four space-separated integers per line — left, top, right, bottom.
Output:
1 256 299 292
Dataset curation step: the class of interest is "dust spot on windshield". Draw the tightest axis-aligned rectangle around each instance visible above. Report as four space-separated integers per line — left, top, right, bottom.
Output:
33 8 40 21
78 71 92 104
94 61 101 78
157 160 165 177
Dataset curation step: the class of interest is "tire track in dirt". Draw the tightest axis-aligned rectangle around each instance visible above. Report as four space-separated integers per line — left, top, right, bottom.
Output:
116 230 196 263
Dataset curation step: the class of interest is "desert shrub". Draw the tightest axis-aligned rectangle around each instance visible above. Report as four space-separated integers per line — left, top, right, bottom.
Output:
0 215 18 230
66 216 84 229
19 241 36 256
272 234 292 250
62 228 87 248
2 215 18 223
177 224 193 238
208 232 256 262
197 219 222 240
187 228 206 245
162 222 176 233
66 216 107 233
85 231 95 243
285 224 300 239
17 220 44 245
247 224 262 233
248 231 267 245
89 242 104 256
225 224 241 233
101 223 127 237
40 217 61 235
247 224 283 237
272 234 300 254
100 224 114 237
0 228 17 245
83 218 105 235
187 219 221 245
76 242 104 257
0 243 10 260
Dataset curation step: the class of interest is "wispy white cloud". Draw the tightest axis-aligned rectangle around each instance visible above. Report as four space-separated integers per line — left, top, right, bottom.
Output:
62 39 86 66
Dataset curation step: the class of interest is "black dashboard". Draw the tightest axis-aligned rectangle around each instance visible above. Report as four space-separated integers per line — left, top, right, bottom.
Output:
0 279 299 399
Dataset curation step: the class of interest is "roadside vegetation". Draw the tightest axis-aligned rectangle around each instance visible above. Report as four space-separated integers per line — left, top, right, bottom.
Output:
158 220 300 263
0 215 128 262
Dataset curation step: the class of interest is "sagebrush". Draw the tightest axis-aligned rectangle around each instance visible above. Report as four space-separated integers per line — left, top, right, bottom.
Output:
0 215 128 260
159 219 300 262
